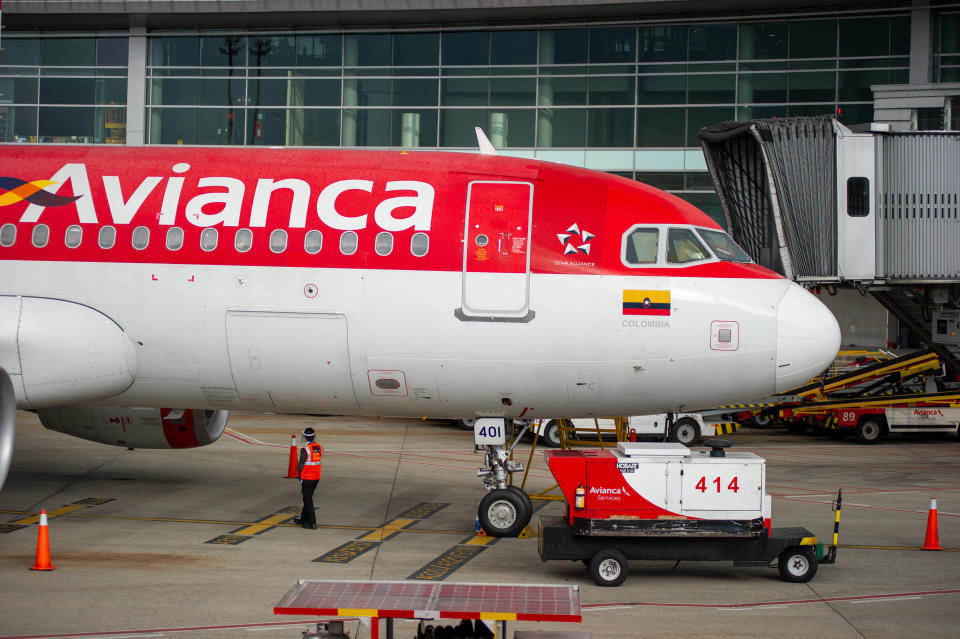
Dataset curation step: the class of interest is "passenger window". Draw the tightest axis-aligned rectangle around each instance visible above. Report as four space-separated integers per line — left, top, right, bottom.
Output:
411 232 429 257
0 223 15 247
32 224 49 248
696 228 751 263
235 228 253 253
304 230 323 254
166 227 184 251
375 232 393 256
200 227 218 252
269 229 287 253
340 231 358 255
64 225 82 248
667 228 710 264
99 225 116 249
623 227 659 265
132 226 150 250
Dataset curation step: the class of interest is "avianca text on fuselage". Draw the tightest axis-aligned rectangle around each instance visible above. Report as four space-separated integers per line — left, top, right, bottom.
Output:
11 162 435 233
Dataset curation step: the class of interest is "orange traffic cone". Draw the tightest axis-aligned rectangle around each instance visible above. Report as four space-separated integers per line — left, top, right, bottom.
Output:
30 509 57 571
285 434 299 478
921 498 942 551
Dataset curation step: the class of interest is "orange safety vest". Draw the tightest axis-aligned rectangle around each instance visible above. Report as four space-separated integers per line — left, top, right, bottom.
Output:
301 441 323 480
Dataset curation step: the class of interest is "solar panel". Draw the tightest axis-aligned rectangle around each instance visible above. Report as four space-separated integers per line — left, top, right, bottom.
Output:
274 580 581 623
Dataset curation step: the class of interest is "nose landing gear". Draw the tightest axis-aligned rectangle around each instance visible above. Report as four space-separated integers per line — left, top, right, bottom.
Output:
473 418 534 537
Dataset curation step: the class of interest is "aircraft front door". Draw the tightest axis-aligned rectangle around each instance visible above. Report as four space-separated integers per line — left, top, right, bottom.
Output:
459 180 534 321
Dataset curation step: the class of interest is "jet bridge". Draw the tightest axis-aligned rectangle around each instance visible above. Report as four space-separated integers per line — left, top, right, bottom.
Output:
699 117 960 376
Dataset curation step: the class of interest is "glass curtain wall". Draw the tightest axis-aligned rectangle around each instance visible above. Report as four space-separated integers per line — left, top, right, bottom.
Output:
0 13 920 216
0 36 129 143
144 15 910 150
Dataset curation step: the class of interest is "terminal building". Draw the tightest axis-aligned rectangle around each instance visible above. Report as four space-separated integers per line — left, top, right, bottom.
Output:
1 0 958 351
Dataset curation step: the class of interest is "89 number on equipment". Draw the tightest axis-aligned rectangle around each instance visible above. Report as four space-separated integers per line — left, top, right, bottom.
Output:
694 476 740 493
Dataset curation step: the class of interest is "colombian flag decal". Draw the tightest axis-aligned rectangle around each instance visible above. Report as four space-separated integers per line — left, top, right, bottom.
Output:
623 290 671 316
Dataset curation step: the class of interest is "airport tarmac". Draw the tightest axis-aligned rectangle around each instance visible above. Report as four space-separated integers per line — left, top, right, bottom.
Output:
1 411 958 639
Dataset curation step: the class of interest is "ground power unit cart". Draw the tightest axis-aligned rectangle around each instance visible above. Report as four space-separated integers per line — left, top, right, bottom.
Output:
538 440 838 586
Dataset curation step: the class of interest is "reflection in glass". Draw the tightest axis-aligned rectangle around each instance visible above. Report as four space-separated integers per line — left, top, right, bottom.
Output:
340 231 358 255
687 74 734 104
39 107 94 141
270 229 287 253
540 108 586 147
65 225 83 249
200 228 218 251
623 227 659 264
375 232 393 256
442 32 489 66
235 228 253 252
394 33 439 66
638 25 687 62
789 71 836 102
689 24 737 61
789 20 837 58
98 226 116 249
97 39 129 66
132 226 150 250
1 38 41 66
588 76 635 105
540 29 588 64
152 37 200 66
589 27 636 63
491 77 535 106
637 107 684 146
304 230 323 254
491 31 537 65
411 232 429 257
0 224 16 247
587 108 633 147
667 227 710 263
739 23 788 60
697 228 752 262
200 36 247 67
443 78 488 105
637 74 685 105
296 34 342 66
42 39 95 66
32 224 49 248
166 227 184 251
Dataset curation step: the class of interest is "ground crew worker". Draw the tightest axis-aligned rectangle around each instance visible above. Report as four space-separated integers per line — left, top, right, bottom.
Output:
294 427 322 529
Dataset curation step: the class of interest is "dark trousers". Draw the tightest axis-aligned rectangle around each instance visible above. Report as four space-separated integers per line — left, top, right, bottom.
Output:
300 479 319 527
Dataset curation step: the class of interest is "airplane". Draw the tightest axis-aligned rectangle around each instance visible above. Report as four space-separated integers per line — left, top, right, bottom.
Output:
0 132 840 535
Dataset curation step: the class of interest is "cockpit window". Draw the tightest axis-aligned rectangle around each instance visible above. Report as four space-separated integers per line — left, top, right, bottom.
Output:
696 228 752 263
667 228 710 264
623 227 659 265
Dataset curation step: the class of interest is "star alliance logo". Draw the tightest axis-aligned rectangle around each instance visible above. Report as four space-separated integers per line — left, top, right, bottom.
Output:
557 223 594 256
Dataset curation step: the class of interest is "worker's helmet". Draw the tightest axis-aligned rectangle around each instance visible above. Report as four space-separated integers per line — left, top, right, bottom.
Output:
303 427 316 441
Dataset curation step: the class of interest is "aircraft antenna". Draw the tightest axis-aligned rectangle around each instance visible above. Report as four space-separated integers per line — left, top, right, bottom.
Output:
475 127 497 155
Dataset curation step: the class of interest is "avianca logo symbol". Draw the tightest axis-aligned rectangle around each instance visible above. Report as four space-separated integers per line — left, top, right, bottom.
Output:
557 223 594 256
0 177 82 208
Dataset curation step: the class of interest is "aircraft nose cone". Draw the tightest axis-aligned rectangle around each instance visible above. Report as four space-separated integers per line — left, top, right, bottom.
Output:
775 284 841 393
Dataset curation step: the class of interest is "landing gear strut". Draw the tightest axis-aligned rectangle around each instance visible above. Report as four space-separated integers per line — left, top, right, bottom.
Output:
474 418 533 537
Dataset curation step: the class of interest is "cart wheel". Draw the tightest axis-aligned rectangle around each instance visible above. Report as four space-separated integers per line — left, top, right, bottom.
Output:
506 486 533 523
856 418 883 444
670 418 700 446
478 488 530 537
455 418 477 431
589 549 629 587
540 420 562 448
777 546 818 583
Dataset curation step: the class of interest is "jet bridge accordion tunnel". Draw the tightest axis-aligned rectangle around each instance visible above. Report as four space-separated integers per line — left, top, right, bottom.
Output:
699 116 960 377
698 116 838 282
